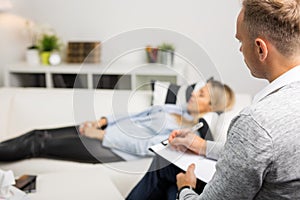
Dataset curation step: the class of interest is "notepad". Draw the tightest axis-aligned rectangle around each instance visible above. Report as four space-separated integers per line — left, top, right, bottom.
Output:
149 143 216 183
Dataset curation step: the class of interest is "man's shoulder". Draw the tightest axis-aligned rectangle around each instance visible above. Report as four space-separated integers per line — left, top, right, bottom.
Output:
237 82 300 134
243 82 300 114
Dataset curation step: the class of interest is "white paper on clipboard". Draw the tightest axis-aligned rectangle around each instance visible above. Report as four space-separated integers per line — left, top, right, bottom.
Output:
149 143 217 183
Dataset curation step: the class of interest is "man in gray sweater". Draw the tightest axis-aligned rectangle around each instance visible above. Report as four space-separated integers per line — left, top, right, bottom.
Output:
176 0 300 199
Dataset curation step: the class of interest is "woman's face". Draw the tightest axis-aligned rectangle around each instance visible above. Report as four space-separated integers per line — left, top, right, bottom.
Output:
187 84 212 115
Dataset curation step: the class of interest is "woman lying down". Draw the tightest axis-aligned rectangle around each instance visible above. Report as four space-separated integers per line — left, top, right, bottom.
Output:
0 79 234 163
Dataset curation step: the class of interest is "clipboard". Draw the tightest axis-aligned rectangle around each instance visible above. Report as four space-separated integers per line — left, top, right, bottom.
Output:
149 142 216 183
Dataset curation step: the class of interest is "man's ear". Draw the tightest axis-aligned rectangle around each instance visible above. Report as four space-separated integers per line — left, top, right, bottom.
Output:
255 38 268 61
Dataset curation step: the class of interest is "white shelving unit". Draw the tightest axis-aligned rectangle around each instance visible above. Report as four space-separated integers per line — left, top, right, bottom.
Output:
5 62 185 90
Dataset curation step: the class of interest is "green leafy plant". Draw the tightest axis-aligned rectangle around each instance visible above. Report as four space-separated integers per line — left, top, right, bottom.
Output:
158 43 175 52
38 34 61 52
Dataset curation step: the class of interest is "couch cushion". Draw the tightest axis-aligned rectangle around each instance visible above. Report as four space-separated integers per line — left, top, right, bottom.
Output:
27 170 124 200
6 88 152 140
0 157 153 198
0 88 18 141
7 89 77 139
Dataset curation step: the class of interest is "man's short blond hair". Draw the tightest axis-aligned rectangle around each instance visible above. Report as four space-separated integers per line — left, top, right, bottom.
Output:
242 0 300 56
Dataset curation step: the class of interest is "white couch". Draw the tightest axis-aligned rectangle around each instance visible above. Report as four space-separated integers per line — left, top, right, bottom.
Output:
0 87 252 199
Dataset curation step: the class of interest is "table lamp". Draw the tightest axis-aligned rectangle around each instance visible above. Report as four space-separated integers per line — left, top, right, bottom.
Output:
0 0 12 11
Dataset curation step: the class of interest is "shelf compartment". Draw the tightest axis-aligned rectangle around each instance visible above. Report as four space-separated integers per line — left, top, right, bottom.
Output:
9 73 46 88
92 74 131 90
52 73 88 88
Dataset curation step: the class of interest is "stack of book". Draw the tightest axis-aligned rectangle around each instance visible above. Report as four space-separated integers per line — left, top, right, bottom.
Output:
66 41 101 63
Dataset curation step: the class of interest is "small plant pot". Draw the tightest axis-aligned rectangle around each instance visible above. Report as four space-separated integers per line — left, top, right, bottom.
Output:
40 51 51 65
26 49 40 66
159 50 174 66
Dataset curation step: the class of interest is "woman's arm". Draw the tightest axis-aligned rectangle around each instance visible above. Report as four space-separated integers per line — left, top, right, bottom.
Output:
79 117 107 132
79 117 108 140
97 117 108 129
80 127 106 140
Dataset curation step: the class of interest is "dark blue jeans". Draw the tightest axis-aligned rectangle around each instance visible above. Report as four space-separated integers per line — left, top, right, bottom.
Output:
126 156 206 200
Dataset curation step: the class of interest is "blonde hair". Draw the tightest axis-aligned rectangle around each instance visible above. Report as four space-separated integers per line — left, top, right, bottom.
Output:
207 80 235 112
242 0 300 56
173 80 235 127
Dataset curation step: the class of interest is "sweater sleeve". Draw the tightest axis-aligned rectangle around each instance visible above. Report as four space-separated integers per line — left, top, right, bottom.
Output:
205 141 223 160
179 114 274 200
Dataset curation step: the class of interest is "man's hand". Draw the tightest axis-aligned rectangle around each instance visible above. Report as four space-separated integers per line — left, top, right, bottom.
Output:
176 164 197 189
168 129 207 155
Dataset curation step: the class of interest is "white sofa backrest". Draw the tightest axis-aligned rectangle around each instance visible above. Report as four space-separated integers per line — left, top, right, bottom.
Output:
0 88 16 141
1 88 152 141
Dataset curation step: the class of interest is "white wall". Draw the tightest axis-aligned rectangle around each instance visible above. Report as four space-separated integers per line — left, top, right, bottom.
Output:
0 0 267 95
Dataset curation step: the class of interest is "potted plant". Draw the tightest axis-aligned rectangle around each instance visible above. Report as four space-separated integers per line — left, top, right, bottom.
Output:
158 43 175 66
26 44 40 66
38 34 61 65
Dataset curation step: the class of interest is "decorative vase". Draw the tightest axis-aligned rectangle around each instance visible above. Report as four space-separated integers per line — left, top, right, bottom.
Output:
26 49 40 66
159 50 174 66
40 51 51 65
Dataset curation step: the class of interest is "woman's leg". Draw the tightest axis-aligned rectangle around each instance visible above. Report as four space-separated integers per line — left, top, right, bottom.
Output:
39 134 124 163
39 126 80 138
0 130 37 161
0 126 124 163
0 126 80 161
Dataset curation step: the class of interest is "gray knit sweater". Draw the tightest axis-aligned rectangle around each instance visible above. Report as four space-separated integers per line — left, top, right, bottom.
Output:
180 81 300 199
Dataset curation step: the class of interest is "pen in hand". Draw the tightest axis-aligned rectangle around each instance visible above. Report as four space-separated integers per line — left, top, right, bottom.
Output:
190 122 204 133
161 122 204 146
